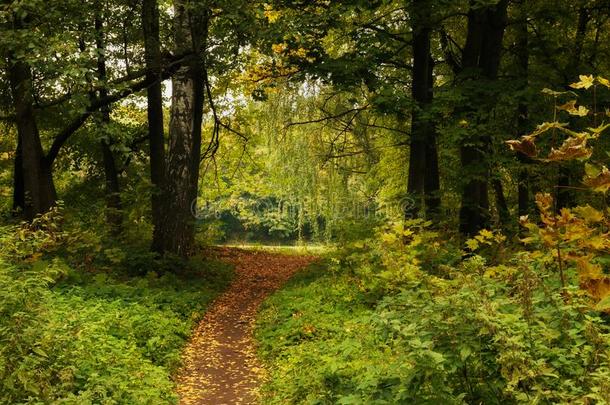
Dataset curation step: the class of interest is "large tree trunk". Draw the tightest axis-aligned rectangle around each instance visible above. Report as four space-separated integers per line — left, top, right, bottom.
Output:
95 9 123 234
458 0 508 236
156 0 206 257
142 0 168 253
407 0 440 219
8 59 56 220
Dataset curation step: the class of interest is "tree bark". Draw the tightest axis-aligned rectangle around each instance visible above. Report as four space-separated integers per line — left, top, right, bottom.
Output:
142 0 168 253
407 0 440 219
457 0 508 236
156 0 207 257
8 58 56 220
95 8 123 234
516 10 531 218
12 134 25 214
493 178 510 228
423 55 441 216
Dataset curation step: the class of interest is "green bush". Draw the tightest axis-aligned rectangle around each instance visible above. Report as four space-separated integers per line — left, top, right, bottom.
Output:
256 225 610 404
0 212 232 403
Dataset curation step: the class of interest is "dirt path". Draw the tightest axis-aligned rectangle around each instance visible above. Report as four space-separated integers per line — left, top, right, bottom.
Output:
177 247 316 405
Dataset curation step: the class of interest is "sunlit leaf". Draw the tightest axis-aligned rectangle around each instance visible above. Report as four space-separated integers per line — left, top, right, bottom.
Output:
506 137 537 157
556 100 588 116
573 205 604 223
545 135 592 162
598 76 610 89
569 75 595 89
583 165 610 194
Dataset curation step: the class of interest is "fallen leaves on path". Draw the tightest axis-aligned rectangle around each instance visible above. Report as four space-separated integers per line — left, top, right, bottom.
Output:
176 247 317 405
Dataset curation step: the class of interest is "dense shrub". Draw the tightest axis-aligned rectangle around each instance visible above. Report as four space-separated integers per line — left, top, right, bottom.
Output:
256 223 610 404
0 211 232 403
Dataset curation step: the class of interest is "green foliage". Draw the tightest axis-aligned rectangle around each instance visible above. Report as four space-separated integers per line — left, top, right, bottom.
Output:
256 225 610 404
0 213 232 403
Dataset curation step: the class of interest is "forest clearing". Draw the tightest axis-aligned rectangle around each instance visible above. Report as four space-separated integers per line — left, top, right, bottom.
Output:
1 0 610 404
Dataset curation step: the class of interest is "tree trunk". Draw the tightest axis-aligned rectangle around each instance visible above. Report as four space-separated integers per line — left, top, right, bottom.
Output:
516 48 530 216
157 0 206 257
142 0 167 253
458 0 508 236
516 5 530 219
407 0 440 219
95 9 123 234
8 59 56 220
12 134 25 214
556 6 590 211
423 55 441 216
492 178 510 228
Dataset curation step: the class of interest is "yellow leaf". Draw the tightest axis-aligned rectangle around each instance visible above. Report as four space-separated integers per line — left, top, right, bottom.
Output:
381 233 397 244
573 205 604 223
528 121 568 138
598 76 610 88
263 4 281 23
479 229 494 240
569 74 595 89
506 136 537 158
271 43 287 54
465 239 479 251
545 135 592 162
583 165 610 194
587 123 610 137
556 100 575 112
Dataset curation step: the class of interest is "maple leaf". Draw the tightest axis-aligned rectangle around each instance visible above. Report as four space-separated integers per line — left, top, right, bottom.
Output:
573 205 605 223
587 123 610 138
598 76 610 89
583 164 610 194
529 121 569 137
545 135 592 162
465 239 479 251
557 100 589 116
570 74 595 89
535 193 554 213
505 136 537 157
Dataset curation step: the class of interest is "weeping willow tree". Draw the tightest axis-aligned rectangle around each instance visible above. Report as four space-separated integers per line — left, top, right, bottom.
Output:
196 79 408 243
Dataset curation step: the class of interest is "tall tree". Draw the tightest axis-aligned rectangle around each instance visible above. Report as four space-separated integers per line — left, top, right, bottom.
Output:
155 0 208 256
142 0 167 253
95 7 123 234
455 0 509 236
406 0 440 219
8 57 57 220
7 11 56 219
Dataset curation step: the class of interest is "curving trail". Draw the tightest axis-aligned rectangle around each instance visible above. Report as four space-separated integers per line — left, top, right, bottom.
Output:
177 247 316 405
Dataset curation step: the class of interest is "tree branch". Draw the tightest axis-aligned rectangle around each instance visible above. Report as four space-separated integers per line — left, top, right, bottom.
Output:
46 53 190 165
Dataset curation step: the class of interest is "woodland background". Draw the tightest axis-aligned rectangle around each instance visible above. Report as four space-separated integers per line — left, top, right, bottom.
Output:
1 0 610 403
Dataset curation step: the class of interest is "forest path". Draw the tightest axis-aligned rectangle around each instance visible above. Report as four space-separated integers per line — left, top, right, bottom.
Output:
176 247 317 405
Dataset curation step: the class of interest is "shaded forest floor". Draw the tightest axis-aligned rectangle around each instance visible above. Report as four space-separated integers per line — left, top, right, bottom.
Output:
176 247 317 404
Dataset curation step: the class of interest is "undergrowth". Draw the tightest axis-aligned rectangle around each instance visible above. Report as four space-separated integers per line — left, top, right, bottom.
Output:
256 220 610 404
0 208 232 404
